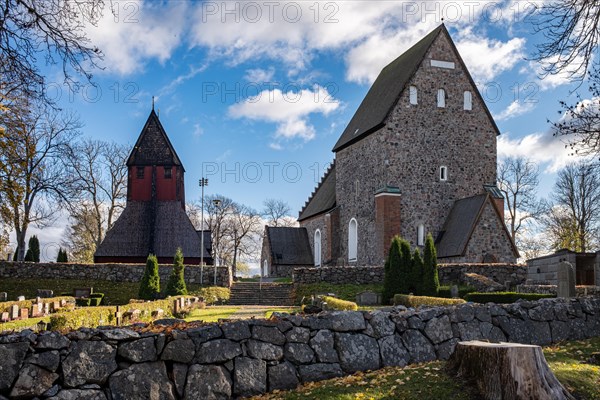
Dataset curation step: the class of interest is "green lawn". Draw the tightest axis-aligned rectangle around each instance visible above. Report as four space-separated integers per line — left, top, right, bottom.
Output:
252 337 600 400
295 283 383 305
184 307 239 322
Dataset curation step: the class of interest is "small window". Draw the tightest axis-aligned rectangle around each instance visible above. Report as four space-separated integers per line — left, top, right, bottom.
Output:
164 166 172 179
348 219 358 262
409 86 418 105
136 167 144 179
440 166 448 181
464 91 472 111
437 89 446 108
417 224 425 246
314 230 322 267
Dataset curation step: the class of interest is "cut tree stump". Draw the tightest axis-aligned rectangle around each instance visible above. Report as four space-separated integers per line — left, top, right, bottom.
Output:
447 341 574 400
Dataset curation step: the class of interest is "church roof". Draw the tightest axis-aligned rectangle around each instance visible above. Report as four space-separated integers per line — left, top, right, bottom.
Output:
265 226 313 266
127 110 183 168
436 194 518 258
94 201 211 260
332 24 500 153
298 162 336 222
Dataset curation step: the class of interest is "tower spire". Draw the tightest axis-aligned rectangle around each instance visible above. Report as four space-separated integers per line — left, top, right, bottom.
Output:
152 96 155 111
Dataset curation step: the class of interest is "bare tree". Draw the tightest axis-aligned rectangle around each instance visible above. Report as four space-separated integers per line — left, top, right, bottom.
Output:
262 198 297 227
552 68 600 157
0 0 104 105
63 139 128 259
0 101 81 260
497 157 545 246
226 203 262 277
543 161 600 252
532 0 600 80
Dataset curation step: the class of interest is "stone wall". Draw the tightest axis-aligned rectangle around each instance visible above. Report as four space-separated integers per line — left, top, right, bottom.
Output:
0 261 232 288
293 264 526 287
1 297 599 399
518 284 600 297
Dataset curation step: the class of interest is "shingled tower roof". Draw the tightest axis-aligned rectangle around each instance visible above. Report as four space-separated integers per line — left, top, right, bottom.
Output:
127 109 183 168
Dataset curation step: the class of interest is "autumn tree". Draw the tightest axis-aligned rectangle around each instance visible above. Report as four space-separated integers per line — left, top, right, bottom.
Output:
262 198 297 227
0 101 80 260
497 157 545 247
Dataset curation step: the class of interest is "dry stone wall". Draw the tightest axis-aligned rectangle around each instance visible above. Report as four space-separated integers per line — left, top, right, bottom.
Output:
0 297 599 399
0 261 232 288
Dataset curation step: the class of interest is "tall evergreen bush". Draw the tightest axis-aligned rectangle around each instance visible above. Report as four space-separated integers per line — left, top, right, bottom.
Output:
28 235 40 262
382 236 402 304
411 248 424 295
166 248 187 296
139 254 161 300
422 233 440 296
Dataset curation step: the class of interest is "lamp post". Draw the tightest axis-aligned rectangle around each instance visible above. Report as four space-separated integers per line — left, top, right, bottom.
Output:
212 199 222 285
199 178 208 285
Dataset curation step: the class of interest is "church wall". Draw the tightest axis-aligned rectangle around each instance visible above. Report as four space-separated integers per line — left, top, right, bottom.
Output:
128 166 153 201
300 213 328 266
335 32 498 266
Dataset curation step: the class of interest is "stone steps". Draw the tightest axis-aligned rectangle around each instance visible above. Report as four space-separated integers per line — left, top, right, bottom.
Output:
229 283 295 306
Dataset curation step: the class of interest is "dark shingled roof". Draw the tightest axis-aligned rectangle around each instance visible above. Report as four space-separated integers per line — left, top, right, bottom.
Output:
298 162 336 222
95 201 211 259
127 110 183 168
265 227 313 265
332 24 500 153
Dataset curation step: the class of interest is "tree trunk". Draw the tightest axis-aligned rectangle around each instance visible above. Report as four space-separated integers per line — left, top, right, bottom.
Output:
447 341 574 400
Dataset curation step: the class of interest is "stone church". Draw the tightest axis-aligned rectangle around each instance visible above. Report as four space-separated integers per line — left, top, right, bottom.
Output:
94 109 212 265
262 24 518 276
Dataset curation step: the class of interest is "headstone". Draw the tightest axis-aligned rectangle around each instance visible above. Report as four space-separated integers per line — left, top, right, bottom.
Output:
35 297 41 304
115 306 122 326
52 301 60 311
19 308 28 319
31 303 43 317
36 289 54 298
130 309 141 320
43 303 50 315
10 304 19 319
356 291 380 306
0 292 7 302
17 295 25 302
0 312 8 322
60 299 67 307
557 261 576 298
152 309 165 319
450 285 460 298
173 299 180 314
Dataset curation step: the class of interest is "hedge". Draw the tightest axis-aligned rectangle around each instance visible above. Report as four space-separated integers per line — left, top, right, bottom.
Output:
0 296 75 313
192 287 230 304
464 292 556 304
393 294 466 307
321 296 358 311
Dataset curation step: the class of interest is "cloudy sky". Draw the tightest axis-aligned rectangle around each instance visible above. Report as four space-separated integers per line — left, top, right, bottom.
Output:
28 0 595 259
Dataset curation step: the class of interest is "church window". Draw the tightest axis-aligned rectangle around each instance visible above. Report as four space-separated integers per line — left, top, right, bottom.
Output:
440 166 448 181
464 91 472 110
417 224 425 246
437 89 446 108
136 167 144 179
164 166 172 179
348 219 358 262
314 229 322 267
409 86 418 105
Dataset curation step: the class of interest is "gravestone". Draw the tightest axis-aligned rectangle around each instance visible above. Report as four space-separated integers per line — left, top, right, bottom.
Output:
9 305 19 319
16 296 25 302
0 292 7 302
557 261 576 298
19 308 28 319
36 289 53 298
450 285 459 298
31 303 43 317
356 291 380 306
43 303 50 315
52 301 60 312
0 312 8 322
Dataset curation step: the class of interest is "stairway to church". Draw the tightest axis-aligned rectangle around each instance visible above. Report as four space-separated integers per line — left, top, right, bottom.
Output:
228 282 295 306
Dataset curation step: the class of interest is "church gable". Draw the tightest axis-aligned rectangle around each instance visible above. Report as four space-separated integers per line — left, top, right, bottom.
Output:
127 110 183 167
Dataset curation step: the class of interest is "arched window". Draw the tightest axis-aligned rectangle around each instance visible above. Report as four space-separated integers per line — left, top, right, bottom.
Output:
440 166 448 181
263 259 268 277
437 89 446 108
409 86 418 105
348 219 358 262
417 224 425 246
464 91 472 110
314 229 322 267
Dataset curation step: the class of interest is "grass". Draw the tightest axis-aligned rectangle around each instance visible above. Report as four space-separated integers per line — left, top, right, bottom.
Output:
252 337 600 400
0 278 204 305
184 306 239 323
295 283 383 305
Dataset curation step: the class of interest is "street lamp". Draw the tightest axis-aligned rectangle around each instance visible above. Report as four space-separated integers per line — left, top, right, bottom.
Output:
199 178 208 285
212 198 222 285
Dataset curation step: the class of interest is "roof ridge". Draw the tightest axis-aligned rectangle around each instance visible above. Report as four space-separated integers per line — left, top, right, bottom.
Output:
298 161 335 217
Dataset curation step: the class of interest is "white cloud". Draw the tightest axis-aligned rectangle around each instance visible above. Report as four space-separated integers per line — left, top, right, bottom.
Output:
85 1 187 75
245 67 276 83
527 55 586 91
494 100 536 121
229 85 340 146
498 132 574 173
193 123 204 137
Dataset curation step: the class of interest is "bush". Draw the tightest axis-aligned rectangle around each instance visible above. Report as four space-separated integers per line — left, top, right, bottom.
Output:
438 285 477 299
422 233 439 296
192 287 230 304
75 298 91 307
393 294 466 307
56 248 68 262
383 236 403 304
25 236 40 263
166 248 187 296
139 254 161 300
89 293 104 306
464 292 556 304
321 296 358 311
48 307 115 330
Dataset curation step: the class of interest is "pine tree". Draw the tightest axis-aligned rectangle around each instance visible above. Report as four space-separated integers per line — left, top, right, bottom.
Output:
28 236 40 262
166 248 187 296
139 254 161 300
411 248 424 295
382 236 402 304
24 248 34 261
56 248 68 262
422 233 440 296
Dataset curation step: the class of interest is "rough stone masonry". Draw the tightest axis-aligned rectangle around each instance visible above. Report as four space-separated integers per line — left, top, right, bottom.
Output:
0 297 599 399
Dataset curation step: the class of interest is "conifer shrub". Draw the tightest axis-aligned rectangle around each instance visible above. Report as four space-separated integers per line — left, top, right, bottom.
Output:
56 248 68 262
411 248 424 295
422 233 440 296
139 254 161 300
383 236 402 304
28 235 40 262
166 248 187 296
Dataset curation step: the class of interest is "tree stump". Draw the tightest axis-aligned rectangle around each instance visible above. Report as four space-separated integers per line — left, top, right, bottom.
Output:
447 341 574 400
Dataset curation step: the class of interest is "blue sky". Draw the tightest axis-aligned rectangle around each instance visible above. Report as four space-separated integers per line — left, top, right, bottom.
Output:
29 0 595 259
